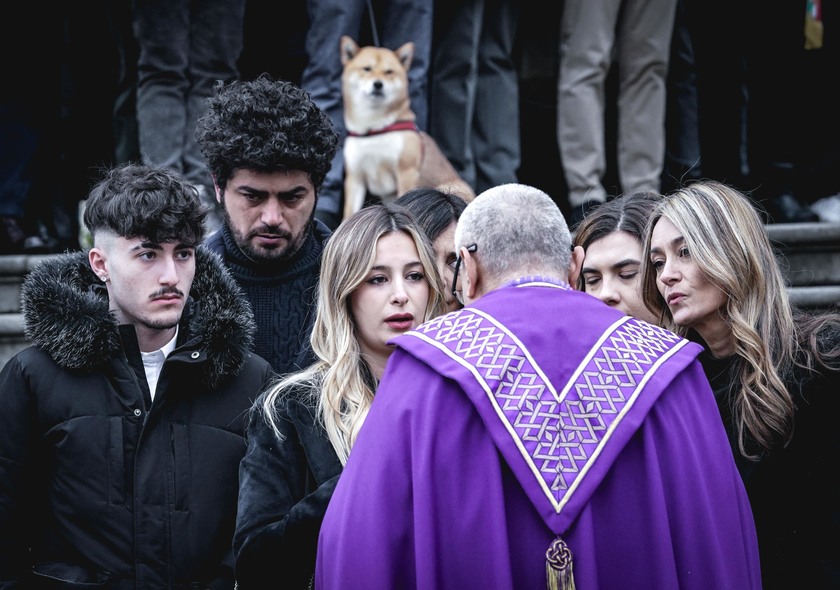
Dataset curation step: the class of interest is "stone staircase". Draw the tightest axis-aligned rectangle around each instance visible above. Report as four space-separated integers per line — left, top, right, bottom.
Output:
767 222 840 308
1 254 56 369
3 222 840 370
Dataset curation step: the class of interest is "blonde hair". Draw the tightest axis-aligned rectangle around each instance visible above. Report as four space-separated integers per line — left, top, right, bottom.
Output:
261 204 446 464
640 180 796 458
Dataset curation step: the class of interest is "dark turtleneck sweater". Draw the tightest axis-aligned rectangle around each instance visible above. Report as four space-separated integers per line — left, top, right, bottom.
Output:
204 220 330 375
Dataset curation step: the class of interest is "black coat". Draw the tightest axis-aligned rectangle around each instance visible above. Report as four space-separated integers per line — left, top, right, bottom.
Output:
233 386 343 589
699 327 840 589
0 248 274 589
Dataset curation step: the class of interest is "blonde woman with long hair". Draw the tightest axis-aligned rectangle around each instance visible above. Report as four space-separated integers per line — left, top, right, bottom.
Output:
641 179 840 589
232 204 446 589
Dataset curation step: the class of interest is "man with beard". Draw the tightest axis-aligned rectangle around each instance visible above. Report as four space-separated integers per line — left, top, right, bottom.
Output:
196 75 340 374
0 163 274 587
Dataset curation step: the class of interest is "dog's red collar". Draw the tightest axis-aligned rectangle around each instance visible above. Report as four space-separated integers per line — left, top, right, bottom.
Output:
346 120 418 137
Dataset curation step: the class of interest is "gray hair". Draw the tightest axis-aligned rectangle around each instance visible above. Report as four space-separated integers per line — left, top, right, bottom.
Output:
454 183 572 283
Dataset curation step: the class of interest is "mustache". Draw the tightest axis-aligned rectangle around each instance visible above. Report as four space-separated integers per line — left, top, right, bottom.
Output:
150 287 184 299
249 224 292 240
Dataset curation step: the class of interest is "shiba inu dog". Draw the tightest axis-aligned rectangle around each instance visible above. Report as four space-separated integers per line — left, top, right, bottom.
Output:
339 36 475 221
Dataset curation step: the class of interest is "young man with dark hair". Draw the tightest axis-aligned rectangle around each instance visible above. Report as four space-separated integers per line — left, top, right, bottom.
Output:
196 75 340 374
0 162 273 588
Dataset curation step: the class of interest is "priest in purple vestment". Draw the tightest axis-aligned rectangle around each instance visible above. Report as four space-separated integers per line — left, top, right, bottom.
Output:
316 183 762 590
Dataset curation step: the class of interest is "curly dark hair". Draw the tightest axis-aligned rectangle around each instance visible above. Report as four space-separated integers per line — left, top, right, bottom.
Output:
83 162 206 246
195 74 340 193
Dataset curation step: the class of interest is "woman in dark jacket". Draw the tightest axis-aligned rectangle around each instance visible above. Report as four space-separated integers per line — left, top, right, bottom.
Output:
233 204 446 589
0 164 273 589
642 180 840 589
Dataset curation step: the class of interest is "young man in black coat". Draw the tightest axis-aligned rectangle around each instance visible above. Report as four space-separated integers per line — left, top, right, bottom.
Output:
0 163 273 589
197 75 340 375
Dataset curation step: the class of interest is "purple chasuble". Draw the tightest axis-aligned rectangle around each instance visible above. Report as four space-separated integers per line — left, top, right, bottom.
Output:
317 281 761 590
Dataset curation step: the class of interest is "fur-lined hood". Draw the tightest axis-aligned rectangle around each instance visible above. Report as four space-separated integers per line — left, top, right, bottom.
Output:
21 247 257 387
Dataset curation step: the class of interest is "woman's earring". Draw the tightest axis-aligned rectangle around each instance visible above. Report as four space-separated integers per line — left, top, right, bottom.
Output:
101 275 108 282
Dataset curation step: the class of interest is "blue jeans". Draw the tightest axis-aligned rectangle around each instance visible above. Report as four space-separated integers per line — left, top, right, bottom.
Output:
133 0 244 191
0 104 38 218
429 0 521 194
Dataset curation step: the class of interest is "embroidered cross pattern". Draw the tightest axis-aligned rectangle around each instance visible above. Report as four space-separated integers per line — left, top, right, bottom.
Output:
415 311 684 510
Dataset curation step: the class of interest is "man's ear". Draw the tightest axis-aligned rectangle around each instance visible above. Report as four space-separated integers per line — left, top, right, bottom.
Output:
89 247 107 279
211 175 222 204
568 245 585 287
464 247 479 301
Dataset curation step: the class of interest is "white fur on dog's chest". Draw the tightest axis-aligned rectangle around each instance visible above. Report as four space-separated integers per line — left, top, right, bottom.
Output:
344 134 409 198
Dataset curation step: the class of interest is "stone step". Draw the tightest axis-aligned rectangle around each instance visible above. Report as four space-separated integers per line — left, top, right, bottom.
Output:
0 254 56 314
1 254 65 370
766 222 840 287
788 285 840 308
0 313 28 370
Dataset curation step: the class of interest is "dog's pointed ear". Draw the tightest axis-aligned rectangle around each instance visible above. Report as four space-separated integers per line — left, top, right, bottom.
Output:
340 36 360 65
395 42 415 72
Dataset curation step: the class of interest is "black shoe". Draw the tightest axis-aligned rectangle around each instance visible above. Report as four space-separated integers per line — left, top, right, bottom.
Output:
22 235 49 253
765 193 819 224
570 199 603 230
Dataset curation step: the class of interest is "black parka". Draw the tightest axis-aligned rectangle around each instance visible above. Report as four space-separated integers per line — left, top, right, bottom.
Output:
0 248 274 589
